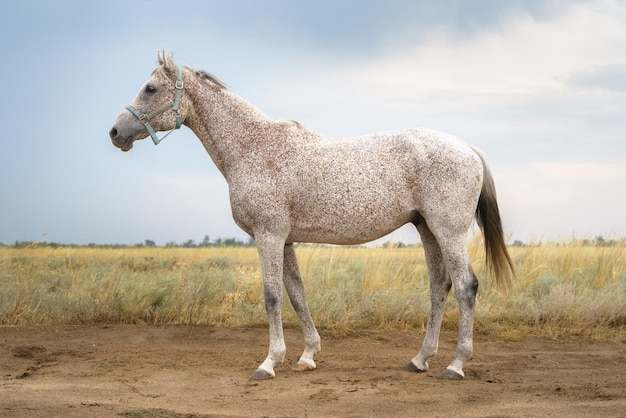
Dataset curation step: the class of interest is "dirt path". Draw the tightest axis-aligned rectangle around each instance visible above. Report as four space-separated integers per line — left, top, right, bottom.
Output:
1 326 624 417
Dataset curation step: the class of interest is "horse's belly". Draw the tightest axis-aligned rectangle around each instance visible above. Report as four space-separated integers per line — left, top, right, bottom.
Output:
286 200 416 245
287 225 407 245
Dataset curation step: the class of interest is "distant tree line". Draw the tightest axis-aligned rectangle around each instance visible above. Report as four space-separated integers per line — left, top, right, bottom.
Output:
158 234 256 248
2 234 255 249
510 236 626 247
2 235 625 249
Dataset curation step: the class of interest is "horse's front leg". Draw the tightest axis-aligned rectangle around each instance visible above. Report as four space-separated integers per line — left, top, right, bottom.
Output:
283 243 321 371
252 235 287 380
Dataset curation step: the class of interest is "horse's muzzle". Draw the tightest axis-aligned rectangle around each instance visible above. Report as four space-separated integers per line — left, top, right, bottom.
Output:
109 126 134 152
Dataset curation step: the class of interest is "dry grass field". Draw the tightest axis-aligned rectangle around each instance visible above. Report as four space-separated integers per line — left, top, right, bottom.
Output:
1 240 624 340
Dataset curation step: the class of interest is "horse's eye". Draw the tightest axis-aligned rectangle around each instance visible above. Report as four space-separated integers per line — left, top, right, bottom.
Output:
145 85 157 94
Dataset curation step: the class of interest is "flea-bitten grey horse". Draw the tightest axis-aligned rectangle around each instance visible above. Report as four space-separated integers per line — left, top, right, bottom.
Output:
110 51 515 380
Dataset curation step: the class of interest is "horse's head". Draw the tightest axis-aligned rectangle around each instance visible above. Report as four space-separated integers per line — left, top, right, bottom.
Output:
109 51 187 151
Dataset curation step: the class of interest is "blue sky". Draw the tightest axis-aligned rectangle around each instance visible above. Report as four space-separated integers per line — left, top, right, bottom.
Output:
0 0 624 245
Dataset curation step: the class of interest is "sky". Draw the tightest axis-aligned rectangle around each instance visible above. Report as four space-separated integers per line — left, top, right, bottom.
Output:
0 0 624 246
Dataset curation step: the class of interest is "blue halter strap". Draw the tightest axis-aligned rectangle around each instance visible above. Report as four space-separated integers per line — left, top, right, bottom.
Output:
126 65 184 145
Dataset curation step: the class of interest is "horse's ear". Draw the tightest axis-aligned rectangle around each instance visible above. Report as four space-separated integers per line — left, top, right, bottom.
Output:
158 49 176 75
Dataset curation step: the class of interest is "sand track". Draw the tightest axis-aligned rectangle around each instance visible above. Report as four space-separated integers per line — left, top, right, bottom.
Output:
1 326 624 417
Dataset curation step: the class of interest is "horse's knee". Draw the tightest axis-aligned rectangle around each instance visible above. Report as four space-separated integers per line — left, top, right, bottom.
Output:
264 286 281 311
286 285 306 312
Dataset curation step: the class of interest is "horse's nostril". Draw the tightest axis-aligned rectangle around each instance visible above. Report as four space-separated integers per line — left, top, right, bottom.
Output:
109 127 118 140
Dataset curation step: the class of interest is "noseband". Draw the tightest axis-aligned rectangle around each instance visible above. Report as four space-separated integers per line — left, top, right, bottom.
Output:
126 66 184 145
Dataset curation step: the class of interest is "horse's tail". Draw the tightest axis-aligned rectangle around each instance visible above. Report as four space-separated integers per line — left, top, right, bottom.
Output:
473 149 515 289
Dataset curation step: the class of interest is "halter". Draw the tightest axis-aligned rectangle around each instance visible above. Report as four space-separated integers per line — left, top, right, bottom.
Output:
126 65 184 145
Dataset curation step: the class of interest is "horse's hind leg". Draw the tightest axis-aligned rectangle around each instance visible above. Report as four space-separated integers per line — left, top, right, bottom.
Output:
434 232 479 380
406 221 451 373
283 244 321 371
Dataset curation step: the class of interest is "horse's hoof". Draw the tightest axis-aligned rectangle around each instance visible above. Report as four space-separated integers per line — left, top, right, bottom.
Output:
438 368 464 380
292 361 315 372
405 362 427 373
251 369 274 380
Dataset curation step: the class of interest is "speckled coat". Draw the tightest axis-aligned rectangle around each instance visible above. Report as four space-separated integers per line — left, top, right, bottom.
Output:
110 51 514 381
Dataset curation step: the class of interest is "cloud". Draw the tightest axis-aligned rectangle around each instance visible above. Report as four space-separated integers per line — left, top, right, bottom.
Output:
568 64 626 92
348 0 626 97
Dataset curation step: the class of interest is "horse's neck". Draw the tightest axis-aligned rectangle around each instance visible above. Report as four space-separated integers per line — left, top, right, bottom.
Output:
185 84 276 176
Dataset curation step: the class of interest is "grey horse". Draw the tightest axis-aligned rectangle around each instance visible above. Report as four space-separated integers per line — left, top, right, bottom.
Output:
110 51 515 380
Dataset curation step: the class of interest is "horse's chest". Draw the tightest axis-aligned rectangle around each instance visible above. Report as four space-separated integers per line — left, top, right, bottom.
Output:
227 174 291 233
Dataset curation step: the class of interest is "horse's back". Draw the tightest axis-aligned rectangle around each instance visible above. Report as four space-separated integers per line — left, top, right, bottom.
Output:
310 127 482 195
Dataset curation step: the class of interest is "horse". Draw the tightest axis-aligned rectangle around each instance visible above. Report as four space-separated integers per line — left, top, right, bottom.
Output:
109 50 515 381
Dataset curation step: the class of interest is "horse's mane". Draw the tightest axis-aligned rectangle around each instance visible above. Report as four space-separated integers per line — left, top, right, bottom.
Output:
152 64 228 91
196 69 228 90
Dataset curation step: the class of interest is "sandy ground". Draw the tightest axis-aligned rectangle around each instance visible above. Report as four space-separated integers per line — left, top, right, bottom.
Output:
1 325 624 417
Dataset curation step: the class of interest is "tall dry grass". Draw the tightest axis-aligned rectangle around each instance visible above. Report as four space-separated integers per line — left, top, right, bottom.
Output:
0 242 624 340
